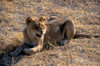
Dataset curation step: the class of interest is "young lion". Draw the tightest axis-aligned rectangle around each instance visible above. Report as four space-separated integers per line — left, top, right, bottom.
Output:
10 16 47 56
10 16 75 56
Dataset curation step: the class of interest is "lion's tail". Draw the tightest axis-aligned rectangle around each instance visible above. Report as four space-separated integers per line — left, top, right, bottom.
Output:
73 34 100 38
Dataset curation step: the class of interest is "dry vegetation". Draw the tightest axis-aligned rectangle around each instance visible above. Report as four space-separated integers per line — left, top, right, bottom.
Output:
0 0 100 66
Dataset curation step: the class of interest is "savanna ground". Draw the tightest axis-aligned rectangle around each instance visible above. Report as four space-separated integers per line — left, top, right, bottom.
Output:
0 0 100 66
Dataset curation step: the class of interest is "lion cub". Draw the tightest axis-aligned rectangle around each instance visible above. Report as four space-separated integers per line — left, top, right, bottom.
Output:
10 16 75 56
10 16 47 56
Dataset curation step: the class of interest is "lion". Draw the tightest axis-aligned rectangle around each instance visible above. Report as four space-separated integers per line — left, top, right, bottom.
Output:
10 16 47 56
10 16 100 56
10 16 76 56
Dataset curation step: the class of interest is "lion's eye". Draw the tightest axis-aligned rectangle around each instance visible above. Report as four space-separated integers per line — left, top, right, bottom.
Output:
33 25 39 30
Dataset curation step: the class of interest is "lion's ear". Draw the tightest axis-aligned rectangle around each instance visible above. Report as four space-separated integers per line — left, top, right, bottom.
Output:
26 17 32 25
39 16 46 22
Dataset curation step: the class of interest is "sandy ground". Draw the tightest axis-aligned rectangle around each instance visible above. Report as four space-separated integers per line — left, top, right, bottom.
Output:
0 0 100 66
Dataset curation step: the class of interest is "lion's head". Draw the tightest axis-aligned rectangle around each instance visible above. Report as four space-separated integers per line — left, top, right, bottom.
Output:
26 16 47 39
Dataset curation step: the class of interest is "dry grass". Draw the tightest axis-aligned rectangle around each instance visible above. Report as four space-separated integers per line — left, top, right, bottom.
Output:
0 0 100 66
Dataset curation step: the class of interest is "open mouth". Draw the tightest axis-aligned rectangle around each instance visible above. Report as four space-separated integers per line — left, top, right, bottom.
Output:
36 34 42 38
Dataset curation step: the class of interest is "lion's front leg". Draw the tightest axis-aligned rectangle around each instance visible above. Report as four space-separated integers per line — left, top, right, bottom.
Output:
10 45 24 56
23 44 43 55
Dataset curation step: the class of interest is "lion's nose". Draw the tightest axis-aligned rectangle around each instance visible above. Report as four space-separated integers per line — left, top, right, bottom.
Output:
40 30 43 34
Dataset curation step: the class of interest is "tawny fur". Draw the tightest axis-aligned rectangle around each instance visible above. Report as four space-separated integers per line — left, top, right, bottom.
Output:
45 17 100 46
10 16 47 56
10 17 75 56
44 18 75 46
